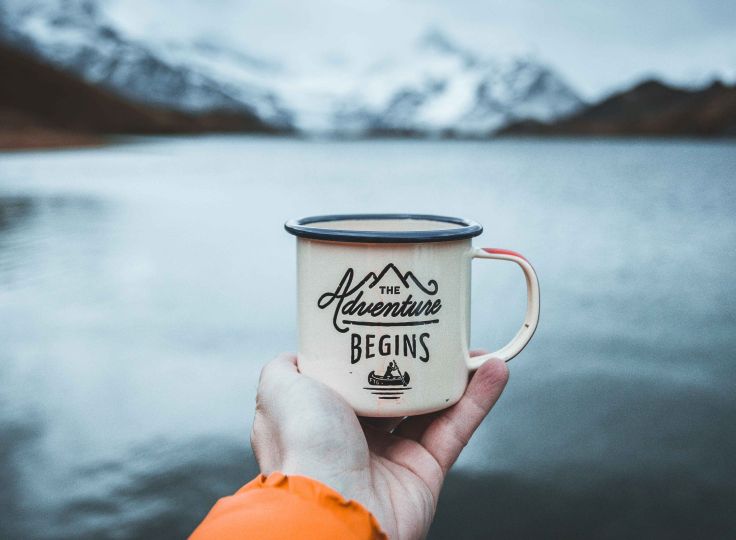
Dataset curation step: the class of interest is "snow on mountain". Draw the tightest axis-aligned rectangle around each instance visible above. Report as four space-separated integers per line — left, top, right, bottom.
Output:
332 30 584 136
0 0 292 127
152 40 349 133
0 2 583 135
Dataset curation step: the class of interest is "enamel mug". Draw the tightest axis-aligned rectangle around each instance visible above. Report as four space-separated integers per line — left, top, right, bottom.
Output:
285 214 540 417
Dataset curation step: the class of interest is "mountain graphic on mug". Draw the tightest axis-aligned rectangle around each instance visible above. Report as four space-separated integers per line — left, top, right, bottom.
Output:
317 263 442 333
363 263 438 295
330 263 439 297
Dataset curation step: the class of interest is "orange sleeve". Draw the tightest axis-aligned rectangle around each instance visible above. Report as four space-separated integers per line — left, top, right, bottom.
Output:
190 472 387 540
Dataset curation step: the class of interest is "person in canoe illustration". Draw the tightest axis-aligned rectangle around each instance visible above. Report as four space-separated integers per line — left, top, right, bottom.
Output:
368 360 410 386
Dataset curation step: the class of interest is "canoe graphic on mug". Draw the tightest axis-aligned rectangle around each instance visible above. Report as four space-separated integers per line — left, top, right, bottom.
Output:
367 361 411 387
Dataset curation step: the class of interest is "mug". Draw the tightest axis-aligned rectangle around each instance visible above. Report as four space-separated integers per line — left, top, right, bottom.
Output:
285 214 540 417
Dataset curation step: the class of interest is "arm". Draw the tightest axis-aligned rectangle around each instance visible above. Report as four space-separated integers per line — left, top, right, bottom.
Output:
191 351 508 540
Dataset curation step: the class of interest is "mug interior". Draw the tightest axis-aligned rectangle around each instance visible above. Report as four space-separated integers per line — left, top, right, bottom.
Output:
308 217 463 233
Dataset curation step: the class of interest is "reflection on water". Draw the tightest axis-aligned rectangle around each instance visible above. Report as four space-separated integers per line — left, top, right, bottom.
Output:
0 196 34 232
0 137 735 539
56 437 255 539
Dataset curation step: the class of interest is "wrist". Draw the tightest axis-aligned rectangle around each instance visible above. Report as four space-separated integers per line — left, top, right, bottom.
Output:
248 472 387 539
277 459 373 510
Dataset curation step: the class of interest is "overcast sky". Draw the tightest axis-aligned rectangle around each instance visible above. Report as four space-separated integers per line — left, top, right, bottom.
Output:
105 0 736 99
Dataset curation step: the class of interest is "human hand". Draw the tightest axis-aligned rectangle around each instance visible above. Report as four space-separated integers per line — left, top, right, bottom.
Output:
251 352 509 540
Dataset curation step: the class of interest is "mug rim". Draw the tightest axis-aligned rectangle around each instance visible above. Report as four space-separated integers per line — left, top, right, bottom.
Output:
285 213 483 243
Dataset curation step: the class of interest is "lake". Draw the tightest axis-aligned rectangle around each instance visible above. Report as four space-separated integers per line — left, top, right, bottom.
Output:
1 137 735 539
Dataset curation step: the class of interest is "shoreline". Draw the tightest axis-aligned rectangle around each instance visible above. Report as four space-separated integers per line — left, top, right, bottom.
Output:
2 131 735 152
0 128 107 152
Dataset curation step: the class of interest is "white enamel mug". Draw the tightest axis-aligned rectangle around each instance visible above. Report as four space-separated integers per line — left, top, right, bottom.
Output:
285 214 540 417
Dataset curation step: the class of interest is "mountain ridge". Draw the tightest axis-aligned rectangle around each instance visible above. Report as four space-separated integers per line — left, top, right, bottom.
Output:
2 1 730 141
0 0 584 136
499 79 736 137
0 41 280 149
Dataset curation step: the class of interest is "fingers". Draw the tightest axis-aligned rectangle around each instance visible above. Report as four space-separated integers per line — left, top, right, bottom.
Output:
418 358 509 474
259 352 299 386
251 352 370 479
251 353 299 471
393 349 491 441
255 353 302 411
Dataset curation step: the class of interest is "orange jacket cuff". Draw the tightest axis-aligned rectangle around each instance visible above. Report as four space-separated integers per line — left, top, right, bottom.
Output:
190 472 387 540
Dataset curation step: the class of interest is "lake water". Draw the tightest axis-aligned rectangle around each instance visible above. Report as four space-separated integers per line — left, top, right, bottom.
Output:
1 137 735 539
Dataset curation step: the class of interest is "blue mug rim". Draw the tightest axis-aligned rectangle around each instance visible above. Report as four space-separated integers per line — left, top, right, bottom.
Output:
284 213 483 243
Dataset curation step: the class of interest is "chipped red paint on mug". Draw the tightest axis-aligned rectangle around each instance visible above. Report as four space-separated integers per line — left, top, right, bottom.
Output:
285 214 540 417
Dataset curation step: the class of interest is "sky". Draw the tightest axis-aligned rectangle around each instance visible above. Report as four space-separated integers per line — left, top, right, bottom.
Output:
104 0 736 99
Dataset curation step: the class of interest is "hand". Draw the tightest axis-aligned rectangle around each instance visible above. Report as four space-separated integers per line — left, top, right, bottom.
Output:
251 352 509 540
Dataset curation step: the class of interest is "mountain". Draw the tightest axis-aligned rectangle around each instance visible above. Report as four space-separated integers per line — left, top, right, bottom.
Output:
6 2 727 140
0 1 583 136
0 42 278 149
0 0 293 129
499 79 736 137
168 29 584 135
333 30 584 137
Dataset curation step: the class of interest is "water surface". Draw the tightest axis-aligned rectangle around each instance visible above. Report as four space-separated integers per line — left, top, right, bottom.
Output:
1 137 735 538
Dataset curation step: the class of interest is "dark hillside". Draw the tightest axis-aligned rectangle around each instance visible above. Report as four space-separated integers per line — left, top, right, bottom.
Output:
500 80 736 137
0 43 280 148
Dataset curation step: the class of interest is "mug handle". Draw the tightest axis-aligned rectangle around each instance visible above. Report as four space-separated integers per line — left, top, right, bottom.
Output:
467 248 540 369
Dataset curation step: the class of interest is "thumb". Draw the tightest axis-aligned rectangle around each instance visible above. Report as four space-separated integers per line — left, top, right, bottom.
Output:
418 359 509 473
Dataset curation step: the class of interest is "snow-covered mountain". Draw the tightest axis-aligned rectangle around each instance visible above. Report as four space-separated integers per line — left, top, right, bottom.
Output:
332 30 584 136
0 1 583 135
0 0 292 127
